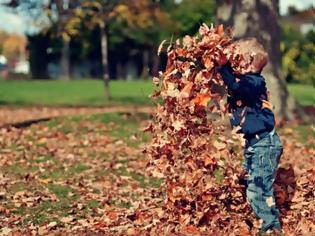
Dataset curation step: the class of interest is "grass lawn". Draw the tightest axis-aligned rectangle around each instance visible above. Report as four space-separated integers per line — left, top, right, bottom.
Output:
287 83 315 107
0 79 154 106
0 79 313 107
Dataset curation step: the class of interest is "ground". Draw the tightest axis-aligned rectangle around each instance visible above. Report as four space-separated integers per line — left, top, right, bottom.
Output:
0 112 314 235
0 113 161 234
0 80 314 234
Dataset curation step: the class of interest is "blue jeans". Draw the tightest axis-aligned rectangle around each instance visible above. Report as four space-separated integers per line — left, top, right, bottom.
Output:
243 129 283 232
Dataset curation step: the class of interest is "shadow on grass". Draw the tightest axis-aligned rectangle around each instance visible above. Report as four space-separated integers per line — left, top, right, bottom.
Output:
0 96 153 107
0 99 28 106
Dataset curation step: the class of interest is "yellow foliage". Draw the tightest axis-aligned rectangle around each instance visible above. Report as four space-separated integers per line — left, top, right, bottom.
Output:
2 34 27 60
114 4 129 15
65 0 174 43
82 1 102 10
65 17 81 36
113 0 169 30
61 32 71 42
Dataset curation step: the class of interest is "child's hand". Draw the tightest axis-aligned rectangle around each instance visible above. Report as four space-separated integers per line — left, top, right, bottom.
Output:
262 100 272 110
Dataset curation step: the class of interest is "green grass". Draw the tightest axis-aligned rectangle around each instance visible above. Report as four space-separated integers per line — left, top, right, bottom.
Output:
0 79 154 106
288 124 315 145
0 79 313 107
287 84 315 106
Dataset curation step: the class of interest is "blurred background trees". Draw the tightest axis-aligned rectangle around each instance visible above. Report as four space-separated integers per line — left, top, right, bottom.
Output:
2 0 219 81
4 0 312 84
0 0 314 117
281 25 315 86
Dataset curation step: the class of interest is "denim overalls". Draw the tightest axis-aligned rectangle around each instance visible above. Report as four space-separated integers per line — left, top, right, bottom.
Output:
243 128 283 232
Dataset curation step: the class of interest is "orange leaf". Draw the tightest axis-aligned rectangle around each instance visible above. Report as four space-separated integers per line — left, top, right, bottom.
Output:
192 93 211 106
182 225 199 234
201 154 217 166
204 57 214 69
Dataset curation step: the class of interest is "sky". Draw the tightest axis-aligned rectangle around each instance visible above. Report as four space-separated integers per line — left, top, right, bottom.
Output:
0 0 314 35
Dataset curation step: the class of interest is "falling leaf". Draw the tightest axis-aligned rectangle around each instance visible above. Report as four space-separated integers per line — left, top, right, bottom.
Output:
179 82 193 99
192 94 211 107
158 39 167 55
213 140 226 150
172 119 185 131
182 225 200 234
152 77 160 85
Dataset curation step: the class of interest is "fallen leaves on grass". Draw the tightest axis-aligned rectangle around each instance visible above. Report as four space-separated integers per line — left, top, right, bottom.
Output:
0 114 162 234
0 113 314 235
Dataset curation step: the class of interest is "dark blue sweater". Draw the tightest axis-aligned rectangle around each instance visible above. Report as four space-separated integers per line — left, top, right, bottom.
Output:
218 64 275 146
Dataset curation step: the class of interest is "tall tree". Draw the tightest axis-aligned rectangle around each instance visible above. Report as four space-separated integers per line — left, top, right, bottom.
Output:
114 0 175 77
73 0 121 100
27 33 50 79
52 0 71 80
73 0 171 98
217 0 305 120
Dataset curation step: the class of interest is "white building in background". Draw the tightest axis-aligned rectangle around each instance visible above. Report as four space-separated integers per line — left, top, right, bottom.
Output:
282 8 315 34
0 55 7 65
14 60 30 74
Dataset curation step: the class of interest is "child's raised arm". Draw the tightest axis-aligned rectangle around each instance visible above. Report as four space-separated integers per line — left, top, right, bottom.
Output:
217 63 240 91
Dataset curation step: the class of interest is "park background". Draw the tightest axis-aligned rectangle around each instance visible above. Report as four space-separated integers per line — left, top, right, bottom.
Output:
0 0 314 234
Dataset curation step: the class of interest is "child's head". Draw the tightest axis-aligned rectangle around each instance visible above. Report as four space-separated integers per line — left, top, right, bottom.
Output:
228 38 268 74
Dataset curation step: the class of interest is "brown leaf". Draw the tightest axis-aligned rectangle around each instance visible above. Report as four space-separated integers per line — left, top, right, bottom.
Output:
158 39 167 55
60 216 75 223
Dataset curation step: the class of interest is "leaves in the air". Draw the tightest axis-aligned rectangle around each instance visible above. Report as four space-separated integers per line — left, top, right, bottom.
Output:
141 24 315 235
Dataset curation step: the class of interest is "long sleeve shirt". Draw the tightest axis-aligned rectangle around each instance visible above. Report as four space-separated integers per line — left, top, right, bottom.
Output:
218 64 275 146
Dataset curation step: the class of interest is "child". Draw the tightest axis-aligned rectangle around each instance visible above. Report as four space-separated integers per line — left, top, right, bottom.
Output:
217 38 284 234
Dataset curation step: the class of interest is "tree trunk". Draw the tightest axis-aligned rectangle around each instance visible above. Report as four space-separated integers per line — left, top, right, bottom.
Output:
60 40 70 80
141 49 150 78
28 34 49 79
116 61 123 79
216 0 305 121
151 47 160 77
100 24 110 100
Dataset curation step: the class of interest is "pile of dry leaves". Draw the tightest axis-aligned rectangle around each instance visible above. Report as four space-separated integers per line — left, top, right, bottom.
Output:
142 24 254 234
137 24 314 235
